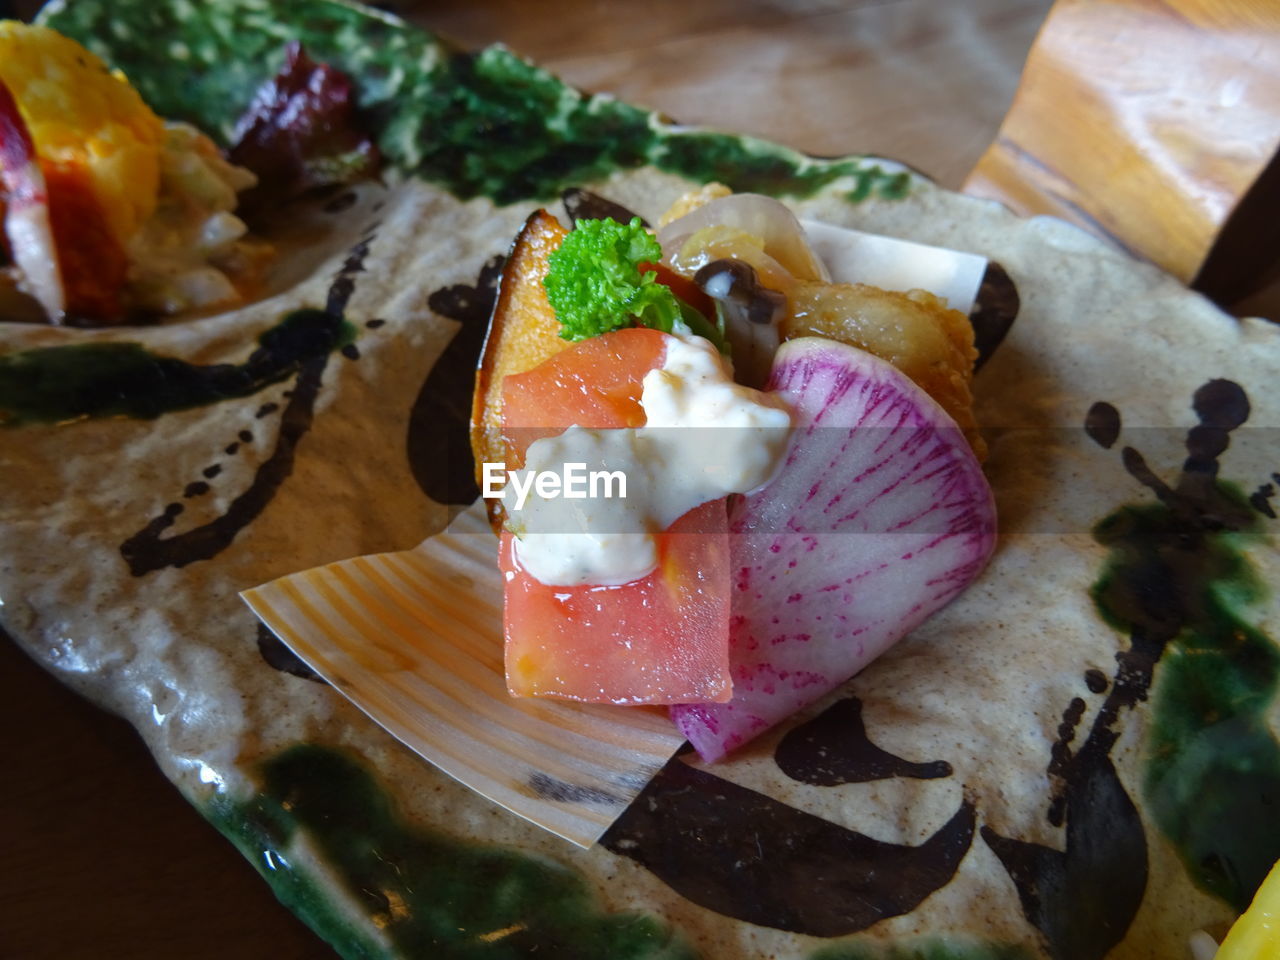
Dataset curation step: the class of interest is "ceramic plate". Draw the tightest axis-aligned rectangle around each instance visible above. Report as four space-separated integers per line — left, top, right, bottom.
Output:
3 2 1279 958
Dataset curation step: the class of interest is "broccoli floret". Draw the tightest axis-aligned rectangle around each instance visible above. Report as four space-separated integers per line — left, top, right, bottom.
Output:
543 217 682 341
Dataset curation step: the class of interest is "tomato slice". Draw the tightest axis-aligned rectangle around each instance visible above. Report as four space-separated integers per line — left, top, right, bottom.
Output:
501 324 665 466
499 327 731 704
639 260 715 321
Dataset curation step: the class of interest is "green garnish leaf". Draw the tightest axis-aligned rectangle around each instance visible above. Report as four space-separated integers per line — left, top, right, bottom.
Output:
679 300 730 357
543 217 682 341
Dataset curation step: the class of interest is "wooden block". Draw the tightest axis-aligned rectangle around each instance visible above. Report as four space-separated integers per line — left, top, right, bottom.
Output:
964 0 1280 300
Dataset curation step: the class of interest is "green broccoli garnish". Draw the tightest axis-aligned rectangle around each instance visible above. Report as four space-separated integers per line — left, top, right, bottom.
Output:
543 217 680 341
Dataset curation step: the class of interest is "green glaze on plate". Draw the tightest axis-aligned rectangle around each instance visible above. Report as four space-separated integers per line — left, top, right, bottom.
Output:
43 0 448 158
654 131 912 203
43 0 913 207
209 745 695 960
1093 490 1280 911
0 308 353 425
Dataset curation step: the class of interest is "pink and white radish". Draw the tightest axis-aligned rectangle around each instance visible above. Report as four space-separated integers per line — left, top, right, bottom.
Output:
0 77 64 320
671 337 996 761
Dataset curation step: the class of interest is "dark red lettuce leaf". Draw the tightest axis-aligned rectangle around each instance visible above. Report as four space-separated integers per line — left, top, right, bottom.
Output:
229 42 380 210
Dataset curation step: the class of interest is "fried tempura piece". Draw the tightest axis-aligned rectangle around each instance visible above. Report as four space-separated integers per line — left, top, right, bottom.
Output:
658 181 732 227
782 282 984 459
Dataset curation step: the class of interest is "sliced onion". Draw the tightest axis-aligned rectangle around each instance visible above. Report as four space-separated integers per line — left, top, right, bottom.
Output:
657 193 830 283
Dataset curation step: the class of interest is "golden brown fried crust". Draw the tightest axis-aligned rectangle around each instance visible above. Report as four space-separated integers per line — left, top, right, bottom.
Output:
470 209 571 530
782 282 985 460
657 181 732 227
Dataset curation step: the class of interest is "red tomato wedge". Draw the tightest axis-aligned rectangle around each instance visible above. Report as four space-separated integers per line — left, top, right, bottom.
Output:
638 260 715 321
499 327 732 704
500 325 663 465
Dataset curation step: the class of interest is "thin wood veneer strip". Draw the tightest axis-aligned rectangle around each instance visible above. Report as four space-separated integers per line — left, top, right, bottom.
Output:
241 501 684 848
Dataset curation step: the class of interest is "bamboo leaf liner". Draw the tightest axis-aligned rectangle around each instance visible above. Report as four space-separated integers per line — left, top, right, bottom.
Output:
242 501 685 848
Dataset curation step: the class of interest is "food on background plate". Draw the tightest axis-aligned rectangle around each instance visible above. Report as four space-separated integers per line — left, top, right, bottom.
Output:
0 23 378 326
226 41 381 214
0 22 260 323
473 193 995 756
4 1 1279 958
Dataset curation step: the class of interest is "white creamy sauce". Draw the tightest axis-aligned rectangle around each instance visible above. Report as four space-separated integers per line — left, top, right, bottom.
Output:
504 334 790 586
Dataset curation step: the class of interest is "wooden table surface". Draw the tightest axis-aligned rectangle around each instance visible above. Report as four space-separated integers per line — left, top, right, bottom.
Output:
0 1 1060 957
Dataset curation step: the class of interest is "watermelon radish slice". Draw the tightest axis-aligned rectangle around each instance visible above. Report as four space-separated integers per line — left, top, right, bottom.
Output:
671 336 996 761
0 77 65 321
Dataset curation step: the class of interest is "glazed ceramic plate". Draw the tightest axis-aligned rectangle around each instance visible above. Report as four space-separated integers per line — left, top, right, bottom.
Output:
3 2 1279 958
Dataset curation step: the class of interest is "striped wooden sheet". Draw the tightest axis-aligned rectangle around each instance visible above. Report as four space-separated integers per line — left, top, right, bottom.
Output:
241 501 684 847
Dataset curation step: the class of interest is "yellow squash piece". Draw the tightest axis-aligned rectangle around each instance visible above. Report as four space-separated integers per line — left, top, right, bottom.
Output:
1216 858 1280 960
0 22 163 248
470 209 572 527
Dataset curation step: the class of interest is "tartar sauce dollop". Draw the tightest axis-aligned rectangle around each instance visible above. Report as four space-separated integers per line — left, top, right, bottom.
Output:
503 334 791 586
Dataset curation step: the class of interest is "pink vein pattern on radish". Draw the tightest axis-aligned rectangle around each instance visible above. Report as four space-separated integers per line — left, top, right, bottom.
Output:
672 337 997 761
